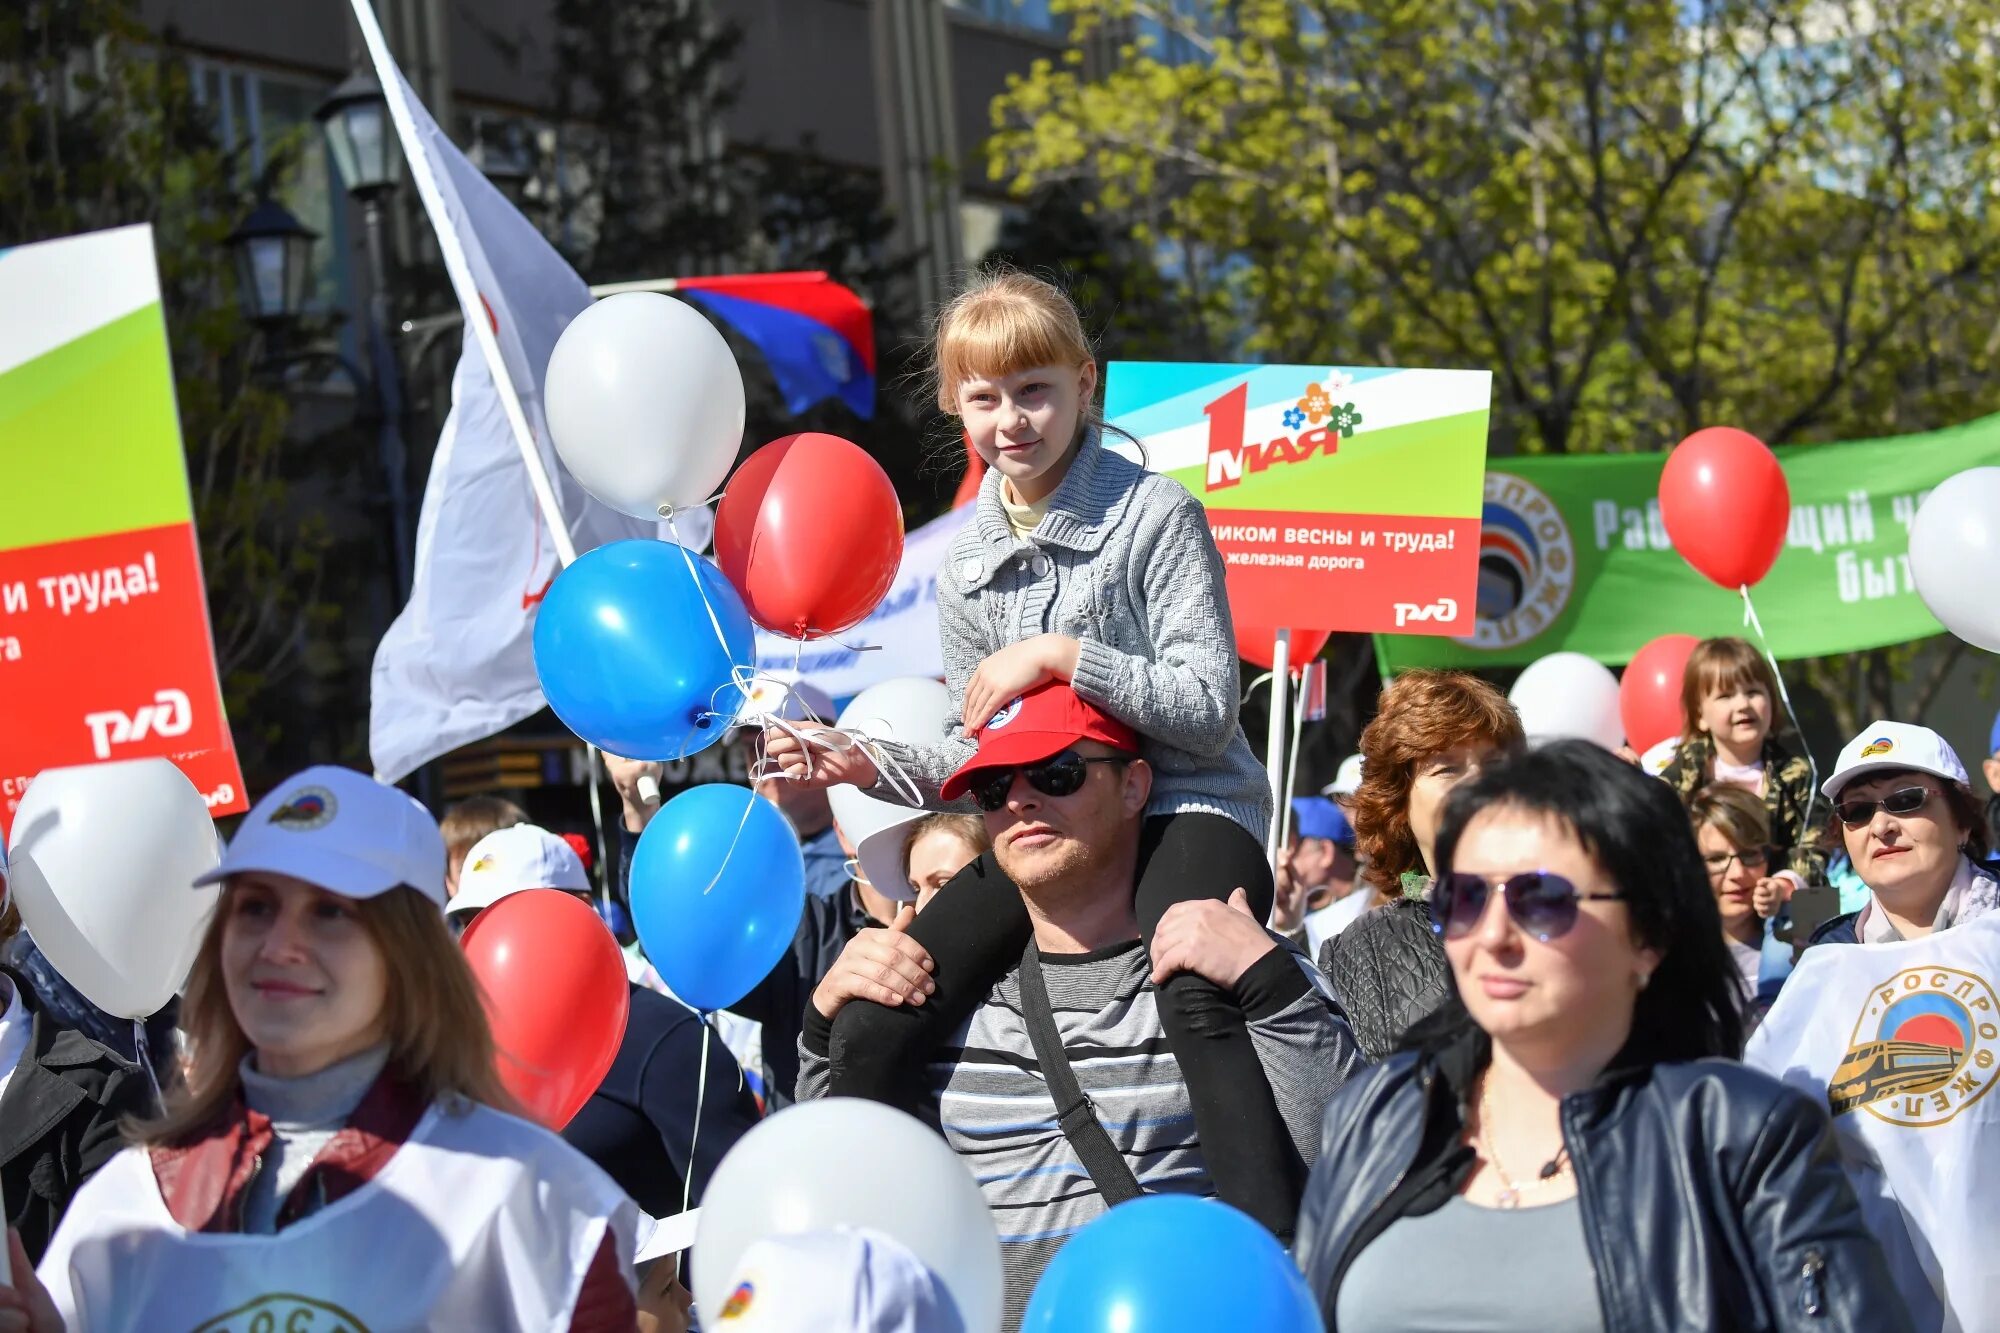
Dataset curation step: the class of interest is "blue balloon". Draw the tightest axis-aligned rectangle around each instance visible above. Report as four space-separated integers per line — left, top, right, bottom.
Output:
533 539 753 759
1020 1195 1321 1333
630 784 806 1011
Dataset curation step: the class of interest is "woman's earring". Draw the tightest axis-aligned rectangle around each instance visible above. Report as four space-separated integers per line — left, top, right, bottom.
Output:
1636 971 1652 992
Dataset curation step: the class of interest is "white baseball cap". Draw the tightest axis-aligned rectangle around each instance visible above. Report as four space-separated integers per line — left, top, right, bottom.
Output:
196 766 447 909
1822 721 1970 799
448 824 590 919
1324 753 1365 799
710 1227 959 1333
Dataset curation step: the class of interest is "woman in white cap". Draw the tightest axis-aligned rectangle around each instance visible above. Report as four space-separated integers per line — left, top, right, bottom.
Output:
1803 722 1999 948
32 766 639 1332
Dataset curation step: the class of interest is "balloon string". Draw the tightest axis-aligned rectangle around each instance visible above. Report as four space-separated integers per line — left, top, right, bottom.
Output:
133 1018 164 1110
678 1018 712 1285
1242 670 1273 708
693 785 760 898
1739 584 1821 827
669 520 740 674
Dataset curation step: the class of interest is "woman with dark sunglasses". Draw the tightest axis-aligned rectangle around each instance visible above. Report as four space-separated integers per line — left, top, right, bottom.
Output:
1295 740 1909 1332
1797 722 1998 950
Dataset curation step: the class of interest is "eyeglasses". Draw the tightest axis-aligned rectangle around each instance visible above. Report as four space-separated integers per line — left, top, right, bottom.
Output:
1835 785 1932 828
1431 870 1627 942
1701 846 1772 876
967 750 1128 812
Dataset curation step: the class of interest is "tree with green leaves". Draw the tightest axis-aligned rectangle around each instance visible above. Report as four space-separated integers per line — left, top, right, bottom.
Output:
989 0 2000 738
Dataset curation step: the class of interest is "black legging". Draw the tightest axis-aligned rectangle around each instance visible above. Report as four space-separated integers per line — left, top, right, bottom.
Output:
827 811 1306 1239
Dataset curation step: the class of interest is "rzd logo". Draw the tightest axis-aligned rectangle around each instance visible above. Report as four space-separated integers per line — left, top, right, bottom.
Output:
1393 598 1458 629
83 688 192 759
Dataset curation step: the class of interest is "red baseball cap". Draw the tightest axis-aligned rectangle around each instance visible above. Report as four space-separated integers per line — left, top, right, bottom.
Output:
941 683 1141 801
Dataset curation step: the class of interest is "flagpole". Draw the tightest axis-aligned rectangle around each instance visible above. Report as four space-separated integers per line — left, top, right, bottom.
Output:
348 0 579 567
1264 629 1291 866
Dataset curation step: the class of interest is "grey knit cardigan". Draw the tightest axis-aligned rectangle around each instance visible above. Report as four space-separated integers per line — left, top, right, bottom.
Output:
875 434 1274 840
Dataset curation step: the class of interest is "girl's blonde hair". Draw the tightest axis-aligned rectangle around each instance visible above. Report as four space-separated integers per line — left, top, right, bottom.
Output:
135 880 517 1144
933 268 1096 415
1679 637 1781 747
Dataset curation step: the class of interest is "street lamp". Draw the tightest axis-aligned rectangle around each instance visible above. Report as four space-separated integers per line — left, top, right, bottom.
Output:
316 63 414 599
314 68 402 199
224 198 319 327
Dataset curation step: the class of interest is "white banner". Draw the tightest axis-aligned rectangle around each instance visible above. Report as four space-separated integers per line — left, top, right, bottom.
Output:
1746 916 2000 1332
751 508 963 702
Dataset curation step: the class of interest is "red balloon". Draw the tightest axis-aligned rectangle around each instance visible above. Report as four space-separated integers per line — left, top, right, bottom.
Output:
1236 626 1332 673
714 432 904 639
460 889 630 1130
1658 427 1790 589
1620 633 1699 754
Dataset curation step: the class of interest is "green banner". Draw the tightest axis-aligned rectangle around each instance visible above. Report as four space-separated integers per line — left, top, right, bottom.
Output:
1377 413 2000 670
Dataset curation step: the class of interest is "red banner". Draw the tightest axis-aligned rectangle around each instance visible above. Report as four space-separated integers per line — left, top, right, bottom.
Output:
1206 510 1479 636
1 522 245 839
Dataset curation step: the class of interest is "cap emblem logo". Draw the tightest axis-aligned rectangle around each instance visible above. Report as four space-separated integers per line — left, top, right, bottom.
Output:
268 787 336 832
468 854 496 874
718 1280 755 1319
986 698 1024 732
1860 737 1896 759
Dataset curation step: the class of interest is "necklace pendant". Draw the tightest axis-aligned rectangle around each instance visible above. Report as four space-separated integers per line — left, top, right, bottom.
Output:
1494 1186 1520 1209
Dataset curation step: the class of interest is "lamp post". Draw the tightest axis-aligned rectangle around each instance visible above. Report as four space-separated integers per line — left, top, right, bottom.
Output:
316 66 414 598
223 199 320 331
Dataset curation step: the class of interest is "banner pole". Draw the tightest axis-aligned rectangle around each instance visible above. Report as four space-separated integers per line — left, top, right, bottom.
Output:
1264 629 1291 865
1282 664 1309 847
348 0 579 568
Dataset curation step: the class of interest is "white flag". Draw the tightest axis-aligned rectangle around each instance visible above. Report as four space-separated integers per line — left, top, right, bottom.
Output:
365 67 661 783
1746 916 2000 1332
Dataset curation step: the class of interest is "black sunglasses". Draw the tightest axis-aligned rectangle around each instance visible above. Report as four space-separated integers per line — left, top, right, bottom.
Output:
1431 870 1626 942
967 750 1127 812
1836 785 1932 828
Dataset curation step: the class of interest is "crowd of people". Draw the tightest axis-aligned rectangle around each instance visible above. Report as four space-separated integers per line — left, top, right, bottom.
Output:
1 268 1993 1331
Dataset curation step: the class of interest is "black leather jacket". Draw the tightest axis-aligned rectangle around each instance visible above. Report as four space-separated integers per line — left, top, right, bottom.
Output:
1296 1025 1914 1332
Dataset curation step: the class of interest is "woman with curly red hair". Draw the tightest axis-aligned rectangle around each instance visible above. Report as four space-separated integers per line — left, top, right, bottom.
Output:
1320 671 1524 1059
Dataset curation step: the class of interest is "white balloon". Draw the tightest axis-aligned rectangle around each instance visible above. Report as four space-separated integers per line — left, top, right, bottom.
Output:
544 292 745 520
829 677 955 903
6 758 222 1018
1909 467 2000 653
1509 652 1624 751
694 1099 1002 1333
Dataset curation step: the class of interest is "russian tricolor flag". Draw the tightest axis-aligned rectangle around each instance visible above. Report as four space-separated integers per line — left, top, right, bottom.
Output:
676 271 876 419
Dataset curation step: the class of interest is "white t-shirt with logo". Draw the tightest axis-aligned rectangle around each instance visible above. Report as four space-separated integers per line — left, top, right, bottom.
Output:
1747 916 2000 1331
38 1100 637 1332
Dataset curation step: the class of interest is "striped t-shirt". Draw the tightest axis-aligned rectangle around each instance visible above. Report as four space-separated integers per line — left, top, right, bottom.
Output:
799 938 1358 1330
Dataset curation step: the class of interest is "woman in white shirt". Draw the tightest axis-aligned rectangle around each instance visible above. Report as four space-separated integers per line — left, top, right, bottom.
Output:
33 766 637 1333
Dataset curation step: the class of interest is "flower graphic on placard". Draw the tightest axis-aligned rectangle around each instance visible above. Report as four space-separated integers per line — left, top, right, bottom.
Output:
1282 406 1307 431
1332 402 1363 436
1300 384 1332 424
1324 369 1354 394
